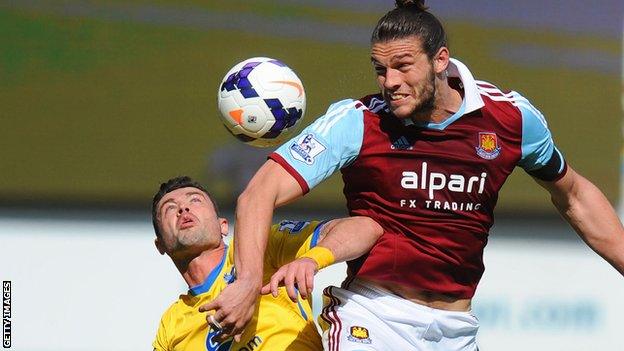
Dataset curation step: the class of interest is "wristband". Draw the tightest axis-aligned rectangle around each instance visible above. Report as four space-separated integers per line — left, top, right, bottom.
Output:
300 246 335 270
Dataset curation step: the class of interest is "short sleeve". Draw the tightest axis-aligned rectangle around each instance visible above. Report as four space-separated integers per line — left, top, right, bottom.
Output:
265 220 329 269
153 309 172 351
269 99 365 193
516 92 566 180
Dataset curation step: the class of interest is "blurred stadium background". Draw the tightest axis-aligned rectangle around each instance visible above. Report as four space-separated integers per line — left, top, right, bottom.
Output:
1 1 623 350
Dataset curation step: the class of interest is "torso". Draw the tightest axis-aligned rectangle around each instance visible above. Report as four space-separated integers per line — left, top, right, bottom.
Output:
359 277 472 311
155 243 321 350
271 60 558 305
343 92 523 299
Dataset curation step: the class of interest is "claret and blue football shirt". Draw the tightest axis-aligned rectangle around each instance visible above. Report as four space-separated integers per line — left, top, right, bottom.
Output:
270 58 566 298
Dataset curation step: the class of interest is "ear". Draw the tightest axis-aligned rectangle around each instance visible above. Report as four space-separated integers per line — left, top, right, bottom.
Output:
219 217 229 238
155 237 166 255
432 46 450 75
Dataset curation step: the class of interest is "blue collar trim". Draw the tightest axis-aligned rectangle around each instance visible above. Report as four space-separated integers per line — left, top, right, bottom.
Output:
188 245 228 296
411 99 466 130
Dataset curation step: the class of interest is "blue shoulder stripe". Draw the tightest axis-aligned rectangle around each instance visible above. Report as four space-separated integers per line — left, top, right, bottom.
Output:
517 94 557 171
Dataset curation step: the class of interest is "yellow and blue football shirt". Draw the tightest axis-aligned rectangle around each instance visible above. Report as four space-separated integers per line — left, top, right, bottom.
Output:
153 220 327 351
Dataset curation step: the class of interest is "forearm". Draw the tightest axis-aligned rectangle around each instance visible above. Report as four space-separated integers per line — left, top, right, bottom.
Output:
264 216 383 299
316 216 383 263
234 190 274 284
550 174 624 275
234 160 304 282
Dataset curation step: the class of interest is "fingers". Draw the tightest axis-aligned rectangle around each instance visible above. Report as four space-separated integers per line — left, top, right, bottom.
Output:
284 267 297 302
260 283 271 295
290 259 317 300
265 259 319 301
306 268 314 296
198 299 218 313
200 300 231 336
270 269 284 298
205 310 237 339
217 318 247 340
234 331 244 343
197 280 259 342
295 267 308 300
207 314 222 331
294 262 315 300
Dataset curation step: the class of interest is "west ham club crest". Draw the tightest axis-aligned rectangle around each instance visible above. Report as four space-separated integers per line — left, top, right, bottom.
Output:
476 132 501 160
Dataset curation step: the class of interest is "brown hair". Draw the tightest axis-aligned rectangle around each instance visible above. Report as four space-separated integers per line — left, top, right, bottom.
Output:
151 176 219 237
372 0 447 59
395 0 428 11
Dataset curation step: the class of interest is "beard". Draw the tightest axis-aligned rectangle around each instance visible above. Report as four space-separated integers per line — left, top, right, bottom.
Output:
384 66 437 119
176 229 206 247
411 68 436 115
168 227 217 260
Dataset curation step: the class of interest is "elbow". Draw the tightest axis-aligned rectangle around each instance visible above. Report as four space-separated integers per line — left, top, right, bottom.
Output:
236 186 257 213
236 179 280 213
354 216 384 240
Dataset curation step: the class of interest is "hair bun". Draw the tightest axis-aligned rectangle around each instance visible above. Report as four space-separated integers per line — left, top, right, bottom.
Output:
395 0 428 11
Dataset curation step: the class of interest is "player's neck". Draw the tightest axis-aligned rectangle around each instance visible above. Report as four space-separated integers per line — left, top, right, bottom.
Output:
412 79 463 124
177 242 226 288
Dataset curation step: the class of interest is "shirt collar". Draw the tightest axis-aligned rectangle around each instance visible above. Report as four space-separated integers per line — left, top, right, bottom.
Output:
188 244 229 296
401 57 484 127
447 57 484 114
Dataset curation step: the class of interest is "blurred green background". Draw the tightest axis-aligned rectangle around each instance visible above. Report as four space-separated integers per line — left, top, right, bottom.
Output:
1 1 621 213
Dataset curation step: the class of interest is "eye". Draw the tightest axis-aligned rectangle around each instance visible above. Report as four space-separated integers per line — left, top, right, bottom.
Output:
163 203 177 214
373 65 386 75
190 197 202 203
397 63 411 72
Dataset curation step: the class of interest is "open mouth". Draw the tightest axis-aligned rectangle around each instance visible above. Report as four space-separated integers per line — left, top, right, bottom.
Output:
388 92 410 102
178 214 196 230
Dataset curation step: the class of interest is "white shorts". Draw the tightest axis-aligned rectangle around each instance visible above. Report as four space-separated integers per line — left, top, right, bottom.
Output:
319 279 479 351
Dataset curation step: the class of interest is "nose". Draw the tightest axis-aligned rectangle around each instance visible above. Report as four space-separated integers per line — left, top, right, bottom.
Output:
177 207 190 215
383 68 401 90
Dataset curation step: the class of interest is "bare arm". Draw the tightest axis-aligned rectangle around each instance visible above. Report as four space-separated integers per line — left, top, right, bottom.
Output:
313 216 384 262
536 166 624 275
234 159 304 281
198 159 303 340
262 216 384 300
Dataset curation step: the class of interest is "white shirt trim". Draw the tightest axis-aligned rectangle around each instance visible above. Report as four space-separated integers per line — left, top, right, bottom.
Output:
448 57 484 114
402 57 484 126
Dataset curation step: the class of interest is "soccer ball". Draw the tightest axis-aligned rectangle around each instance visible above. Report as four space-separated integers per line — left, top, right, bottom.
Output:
217 57 306 148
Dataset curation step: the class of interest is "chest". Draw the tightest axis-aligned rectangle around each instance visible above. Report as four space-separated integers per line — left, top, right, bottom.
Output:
344 111 523 199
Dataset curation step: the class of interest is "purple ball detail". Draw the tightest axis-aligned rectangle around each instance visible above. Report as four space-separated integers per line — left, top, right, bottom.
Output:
263 98 303 133
269 59 287 67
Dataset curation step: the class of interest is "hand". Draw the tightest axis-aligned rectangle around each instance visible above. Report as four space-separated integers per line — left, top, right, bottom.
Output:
198 278 259 342
261 257 318 301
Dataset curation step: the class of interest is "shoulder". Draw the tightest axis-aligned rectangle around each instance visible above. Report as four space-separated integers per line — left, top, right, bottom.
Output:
271 220 313 234
303 98 371 141
270 219 326 238
477 81 547 127
357 93 388 113
156 297 185 331
475 80 517 106
475 80 539 115
321 97 367 120
473 80 543 129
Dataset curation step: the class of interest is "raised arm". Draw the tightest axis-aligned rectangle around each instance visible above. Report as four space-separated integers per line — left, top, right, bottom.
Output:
262 216 384 300
536 166 624 275
198 159 303 340
199 101 366 339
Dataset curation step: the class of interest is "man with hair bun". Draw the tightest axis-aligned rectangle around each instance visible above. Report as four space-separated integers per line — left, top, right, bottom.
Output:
208 1 624 350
